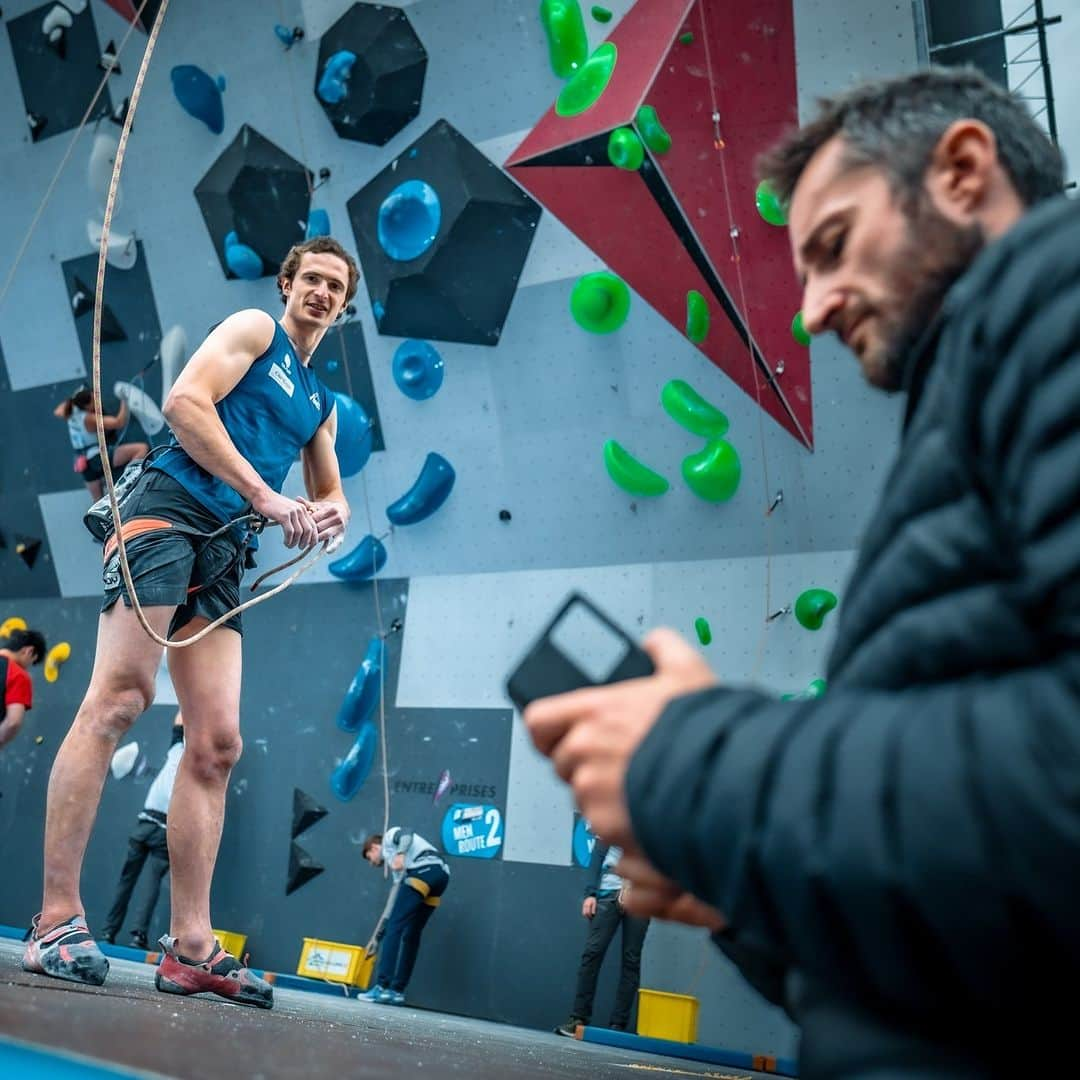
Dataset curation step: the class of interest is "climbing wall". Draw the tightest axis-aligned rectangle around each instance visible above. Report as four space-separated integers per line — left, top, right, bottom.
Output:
0 0 921 1051
508 0 810 446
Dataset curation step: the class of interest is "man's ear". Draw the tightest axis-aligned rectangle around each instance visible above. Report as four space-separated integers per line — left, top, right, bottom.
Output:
926 119 997 216
279 275 291 298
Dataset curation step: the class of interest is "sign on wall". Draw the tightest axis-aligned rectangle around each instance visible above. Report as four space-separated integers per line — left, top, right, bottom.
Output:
572 813 596 869
441 803 504 860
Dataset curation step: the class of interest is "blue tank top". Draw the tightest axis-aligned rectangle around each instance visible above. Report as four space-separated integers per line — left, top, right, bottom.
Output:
152 320 334 524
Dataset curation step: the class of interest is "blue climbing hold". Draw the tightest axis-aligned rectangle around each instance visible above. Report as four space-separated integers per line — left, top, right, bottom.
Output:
274 24 302 50
386 453 455 526
306 208 331 239
330 721 378 801
170 65 225 134
223 231 263 280
373 300 385 321
335 635 385 733
377 180 441 262
392 340 444 400
329 534 388 582
332 392 373 477
317 50 357 105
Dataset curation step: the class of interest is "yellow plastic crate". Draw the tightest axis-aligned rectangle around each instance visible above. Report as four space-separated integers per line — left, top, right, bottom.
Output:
297 937 375 988
637 988 699 1043
212 929 247 960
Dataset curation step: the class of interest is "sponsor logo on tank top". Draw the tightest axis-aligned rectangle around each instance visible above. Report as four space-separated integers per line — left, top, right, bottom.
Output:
268 362 295 397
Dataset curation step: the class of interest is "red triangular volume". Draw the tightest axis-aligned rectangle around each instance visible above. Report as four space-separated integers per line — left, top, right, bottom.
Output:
507 0 812 448
506 0 693 166
101 1 164 33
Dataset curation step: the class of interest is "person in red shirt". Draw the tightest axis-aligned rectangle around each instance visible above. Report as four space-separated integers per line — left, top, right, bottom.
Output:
0 628 47 749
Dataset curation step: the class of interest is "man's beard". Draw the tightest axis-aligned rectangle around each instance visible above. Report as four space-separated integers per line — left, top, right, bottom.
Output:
867 200 985 392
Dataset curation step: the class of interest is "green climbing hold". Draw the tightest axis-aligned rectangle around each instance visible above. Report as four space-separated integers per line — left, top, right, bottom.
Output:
661 379 729 439
679 31 694 45
607 126 644 171
591 5 612 22
794 588 838 630
686 290 710 344
792 310 811 347
682 439 740 502
603 439 669 497
694 617 712 646
570 271 630 333
755 179 787 226
782 678 827 701
635 104 671 154
540 0 589 79
556 42 618 117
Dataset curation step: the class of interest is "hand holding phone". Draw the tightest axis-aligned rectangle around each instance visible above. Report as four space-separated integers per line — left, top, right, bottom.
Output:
511 605 717 849
505 592 654 713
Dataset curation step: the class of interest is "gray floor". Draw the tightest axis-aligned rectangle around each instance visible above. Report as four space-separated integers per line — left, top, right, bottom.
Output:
0 939 770 1080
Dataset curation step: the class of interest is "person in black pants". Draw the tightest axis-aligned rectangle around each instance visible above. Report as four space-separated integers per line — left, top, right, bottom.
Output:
100 714 184 949
556 840 650 1037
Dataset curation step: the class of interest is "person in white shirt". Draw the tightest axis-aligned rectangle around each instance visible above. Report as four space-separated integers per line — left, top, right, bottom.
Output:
53 384 148 501
358 826 449 1005
100 713 183 949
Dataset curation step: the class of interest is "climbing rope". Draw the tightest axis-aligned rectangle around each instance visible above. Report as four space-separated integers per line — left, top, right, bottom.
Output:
0 0 152 312
276 10 395 841
336 325 394 839
91 0 328 650
275 0 316 198
698 1 784 676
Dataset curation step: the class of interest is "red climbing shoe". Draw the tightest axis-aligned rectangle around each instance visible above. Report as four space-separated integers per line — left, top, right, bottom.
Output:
154 934 273 1009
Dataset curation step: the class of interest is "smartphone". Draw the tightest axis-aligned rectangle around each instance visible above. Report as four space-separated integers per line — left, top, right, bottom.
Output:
505 592 655 712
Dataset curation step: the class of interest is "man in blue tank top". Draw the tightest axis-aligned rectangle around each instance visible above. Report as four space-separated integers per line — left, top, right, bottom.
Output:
24 237 358 1010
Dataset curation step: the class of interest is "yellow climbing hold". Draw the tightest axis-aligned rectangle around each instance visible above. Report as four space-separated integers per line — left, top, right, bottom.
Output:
0 616 28 638
44 642 72 683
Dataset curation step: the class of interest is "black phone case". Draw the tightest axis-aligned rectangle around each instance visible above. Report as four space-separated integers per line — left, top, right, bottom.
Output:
505 592 655 712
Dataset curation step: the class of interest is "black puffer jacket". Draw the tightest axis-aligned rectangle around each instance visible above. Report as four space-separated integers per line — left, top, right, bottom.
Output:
627 195 1080 1075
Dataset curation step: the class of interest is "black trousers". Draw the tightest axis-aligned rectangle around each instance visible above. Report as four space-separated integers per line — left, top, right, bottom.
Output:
571 896 650 1028
102 819 170 939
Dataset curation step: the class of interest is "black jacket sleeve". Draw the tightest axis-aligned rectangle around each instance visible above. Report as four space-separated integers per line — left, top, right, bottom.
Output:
626 306 1080 1016
584 841 610 899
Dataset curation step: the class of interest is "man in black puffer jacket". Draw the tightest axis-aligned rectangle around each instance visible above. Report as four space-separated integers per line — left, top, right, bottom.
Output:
526 67 1077 1077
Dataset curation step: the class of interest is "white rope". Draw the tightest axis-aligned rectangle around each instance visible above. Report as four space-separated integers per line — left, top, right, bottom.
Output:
697 1 777 676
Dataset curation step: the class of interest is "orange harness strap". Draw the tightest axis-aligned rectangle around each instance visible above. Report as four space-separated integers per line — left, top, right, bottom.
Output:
102 517 175 562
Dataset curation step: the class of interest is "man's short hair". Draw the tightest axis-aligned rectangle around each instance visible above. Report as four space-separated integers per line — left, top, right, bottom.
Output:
362 833 383 856
2 628 47 665
757 66 1064 211
277 237 360 309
